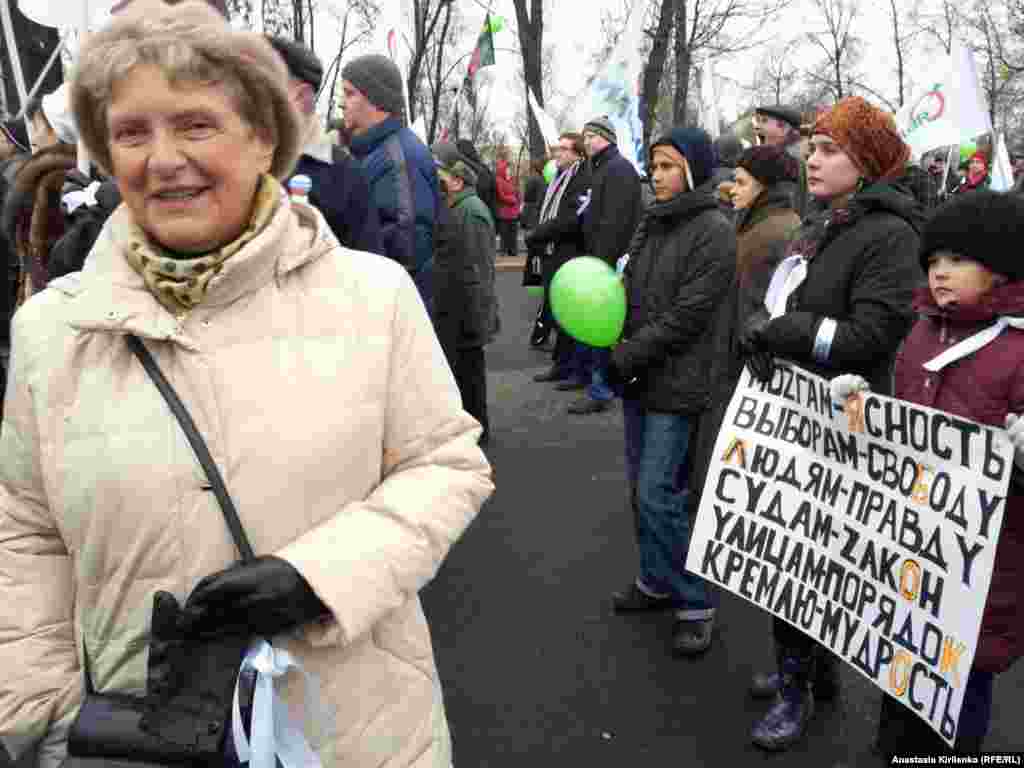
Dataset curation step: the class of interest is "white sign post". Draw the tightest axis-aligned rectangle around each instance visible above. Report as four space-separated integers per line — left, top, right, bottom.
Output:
687 363 1012 746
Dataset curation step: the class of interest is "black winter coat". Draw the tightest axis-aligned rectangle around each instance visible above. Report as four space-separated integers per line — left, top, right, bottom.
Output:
611 191 736 414
526 163 592 286
582 145 642 266
747 182 926 393
520 174 546 229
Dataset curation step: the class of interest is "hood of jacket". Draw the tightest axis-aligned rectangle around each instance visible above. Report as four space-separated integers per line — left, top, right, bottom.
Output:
628 190 721 255
66 192 337 345
850 180 928 235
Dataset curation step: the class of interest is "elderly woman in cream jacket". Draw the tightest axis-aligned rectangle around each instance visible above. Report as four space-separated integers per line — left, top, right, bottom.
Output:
0 2 493 766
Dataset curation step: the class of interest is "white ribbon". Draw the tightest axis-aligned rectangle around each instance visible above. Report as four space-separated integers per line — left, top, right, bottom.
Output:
62 180 101 215
764 254 808 318
923 316 1024 372
232 639 326 768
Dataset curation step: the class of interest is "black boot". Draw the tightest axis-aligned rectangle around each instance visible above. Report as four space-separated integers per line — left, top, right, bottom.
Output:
751 652 815 751
750 648 840 700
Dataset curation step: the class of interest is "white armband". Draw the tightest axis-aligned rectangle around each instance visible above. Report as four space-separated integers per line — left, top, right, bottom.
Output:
812 317 838 364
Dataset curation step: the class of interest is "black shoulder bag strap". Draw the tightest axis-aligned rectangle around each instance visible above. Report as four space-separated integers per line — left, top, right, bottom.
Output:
125 334 254 562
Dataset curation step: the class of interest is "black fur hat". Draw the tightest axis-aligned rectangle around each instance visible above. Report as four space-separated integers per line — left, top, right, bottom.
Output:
920 190 1024 281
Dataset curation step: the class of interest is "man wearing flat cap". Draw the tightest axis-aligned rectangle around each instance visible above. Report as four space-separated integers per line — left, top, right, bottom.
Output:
432 142 498 444
342 54 440 312
754 104 809 216
268 36 382 255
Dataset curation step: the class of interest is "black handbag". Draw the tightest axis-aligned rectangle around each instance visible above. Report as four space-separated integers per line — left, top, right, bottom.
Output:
64 334 256 767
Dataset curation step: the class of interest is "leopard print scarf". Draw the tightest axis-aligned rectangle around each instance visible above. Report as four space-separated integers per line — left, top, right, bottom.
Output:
124 174 280 316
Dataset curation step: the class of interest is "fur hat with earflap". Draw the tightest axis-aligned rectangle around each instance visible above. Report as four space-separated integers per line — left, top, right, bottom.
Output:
920 190 1024 282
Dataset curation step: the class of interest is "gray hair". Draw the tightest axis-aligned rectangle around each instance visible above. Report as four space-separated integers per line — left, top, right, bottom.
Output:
71 0 302 180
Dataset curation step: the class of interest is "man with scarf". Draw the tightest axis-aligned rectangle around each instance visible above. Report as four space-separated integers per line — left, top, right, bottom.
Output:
526 132 592 384
607 127 735 657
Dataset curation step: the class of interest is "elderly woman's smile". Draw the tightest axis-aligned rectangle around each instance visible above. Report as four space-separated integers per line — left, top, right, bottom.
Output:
107 63 274 254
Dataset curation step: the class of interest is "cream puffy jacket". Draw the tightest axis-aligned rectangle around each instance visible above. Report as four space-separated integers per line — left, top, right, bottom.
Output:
0 198 493 767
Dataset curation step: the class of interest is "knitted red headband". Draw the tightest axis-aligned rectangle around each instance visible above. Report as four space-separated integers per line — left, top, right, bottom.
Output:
813 96 910 182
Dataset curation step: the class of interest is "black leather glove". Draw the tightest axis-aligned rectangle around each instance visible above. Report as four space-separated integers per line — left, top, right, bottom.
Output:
754 312 818 359
746 350 776 384
141 591 251 754
180 555 329 642
738 309 771 356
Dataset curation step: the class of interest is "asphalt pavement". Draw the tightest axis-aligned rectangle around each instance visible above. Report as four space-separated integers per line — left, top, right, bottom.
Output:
419 269 1024 768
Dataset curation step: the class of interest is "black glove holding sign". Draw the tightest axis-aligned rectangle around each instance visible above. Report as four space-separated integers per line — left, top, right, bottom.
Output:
141 556 329 752
738 309 776 385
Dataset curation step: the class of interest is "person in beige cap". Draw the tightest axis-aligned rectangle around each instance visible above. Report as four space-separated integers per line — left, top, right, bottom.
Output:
0 2 492 766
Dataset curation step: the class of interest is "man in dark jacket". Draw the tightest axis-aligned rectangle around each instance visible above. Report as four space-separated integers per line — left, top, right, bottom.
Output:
526 131 591 380
456 139 497 222
343 54 440 311
433 142 498 444
608 126 736 657
754 104 809 217
570 115 642 415
269 37 382 255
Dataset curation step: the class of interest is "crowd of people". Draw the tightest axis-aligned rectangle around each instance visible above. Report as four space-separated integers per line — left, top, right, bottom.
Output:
0 0 1021 765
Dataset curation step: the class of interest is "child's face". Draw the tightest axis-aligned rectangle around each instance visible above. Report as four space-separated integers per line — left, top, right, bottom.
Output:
927 250 1004 309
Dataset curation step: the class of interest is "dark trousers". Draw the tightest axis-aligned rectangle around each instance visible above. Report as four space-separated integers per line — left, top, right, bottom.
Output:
453 346 488 440
497 218 519 257
876 667 994 755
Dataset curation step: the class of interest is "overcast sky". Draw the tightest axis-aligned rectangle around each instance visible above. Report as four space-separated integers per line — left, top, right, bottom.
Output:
313 0 951 137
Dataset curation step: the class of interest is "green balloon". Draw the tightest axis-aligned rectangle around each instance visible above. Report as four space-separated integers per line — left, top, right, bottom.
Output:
960 142 978 163
527 285 544 297
549 257 626 348
488 15 505 33
543 159 557 184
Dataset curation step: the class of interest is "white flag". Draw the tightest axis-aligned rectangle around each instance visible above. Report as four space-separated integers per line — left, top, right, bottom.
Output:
990 133 1015 192
896 37 992 159
700 62 721 140
581 4 646 174
528 89 560 152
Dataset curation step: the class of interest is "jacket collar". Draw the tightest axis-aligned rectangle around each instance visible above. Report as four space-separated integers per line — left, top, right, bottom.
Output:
450 188 479 209
64 195 337 346
913 281 1024 326
349 116 403 158
737 185 796 233
590 144 619 170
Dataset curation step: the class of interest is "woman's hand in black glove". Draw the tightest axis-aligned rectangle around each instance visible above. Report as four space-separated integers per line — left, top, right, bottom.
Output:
179 555 329 641
738 309 771 356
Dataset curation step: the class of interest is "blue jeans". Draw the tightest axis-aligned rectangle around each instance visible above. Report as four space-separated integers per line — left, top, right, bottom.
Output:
573 343 614 401
623 398 717 619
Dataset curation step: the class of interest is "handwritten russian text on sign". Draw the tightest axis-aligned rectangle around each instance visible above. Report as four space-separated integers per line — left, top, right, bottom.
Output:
686 364 1012 745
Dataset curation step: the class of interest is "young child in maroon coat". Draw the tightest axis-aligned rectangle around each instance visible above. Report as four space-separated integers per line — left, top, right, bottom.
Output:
831 190 1024 757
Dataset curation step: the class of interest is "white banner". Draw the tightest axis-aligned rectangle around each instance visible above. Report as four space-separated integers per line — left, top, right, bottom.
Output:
700 61 720 140
896 38 992 159
528 88 560 153
990 133 1015 192
686 363 1012 745
581 3 645 174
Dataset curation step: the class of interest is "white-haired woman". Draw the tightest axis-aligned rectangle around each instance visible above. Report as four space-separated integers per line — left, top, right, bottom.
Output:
0 2 493 766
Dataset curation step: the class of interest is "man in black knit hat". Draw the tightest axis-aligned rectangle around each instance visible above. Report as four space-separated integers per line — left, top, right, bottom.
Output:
268 36 382 255
342 54 440 313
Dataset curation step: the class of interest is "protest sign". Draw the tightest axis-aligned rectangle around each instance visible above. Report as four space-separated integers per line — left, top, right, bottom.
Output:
686 363 1012 745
